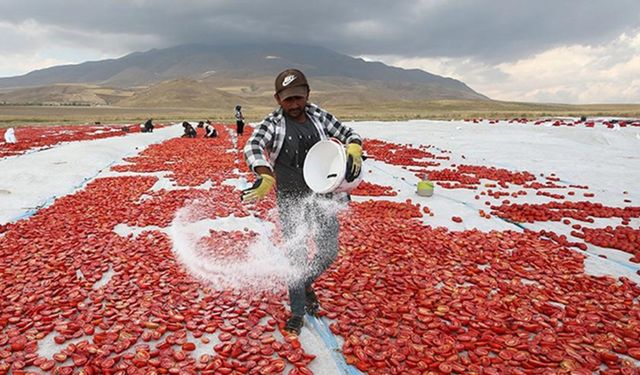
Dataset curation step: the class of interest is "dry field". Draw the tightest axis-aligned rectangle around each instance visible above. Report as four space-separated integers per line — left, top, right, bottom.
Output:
2 100 640 128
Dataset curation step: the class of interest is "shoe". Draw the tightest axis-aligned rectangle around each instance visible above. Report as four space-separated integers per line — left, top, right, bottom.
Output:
305 287 320 316
284 315 304 336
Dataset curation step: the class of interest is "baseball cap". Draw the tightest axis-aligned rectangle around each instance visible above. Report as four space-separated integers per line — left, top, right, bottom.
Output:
275 68 309 100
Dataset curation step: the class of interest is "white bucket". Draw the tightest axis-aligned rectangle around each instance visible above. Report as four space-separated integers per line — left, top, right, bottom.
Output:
303 139 363 194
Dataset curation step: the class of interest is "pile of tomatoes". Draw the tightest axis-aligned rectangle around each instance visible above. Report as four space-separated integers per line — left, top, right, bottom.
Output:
0 124 638 374
1 123 165 158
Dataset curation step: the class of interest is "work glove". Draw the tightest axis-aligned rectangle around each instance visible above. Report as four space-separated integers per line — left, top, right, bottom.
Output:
241 174 275 202
345 143 363 182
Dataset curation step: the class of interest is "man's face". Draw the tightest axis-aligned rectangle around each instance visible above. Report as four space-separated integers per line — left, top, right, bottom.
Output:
275 90 309 120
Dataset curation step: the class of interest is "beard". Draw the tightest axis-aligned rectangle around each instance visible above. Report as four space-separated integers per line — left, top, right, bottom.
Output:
285 107 303 118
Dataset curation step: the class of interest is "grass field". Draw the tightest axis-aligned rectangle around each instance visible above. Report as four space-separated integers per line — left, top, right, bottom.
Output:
2 100 640 128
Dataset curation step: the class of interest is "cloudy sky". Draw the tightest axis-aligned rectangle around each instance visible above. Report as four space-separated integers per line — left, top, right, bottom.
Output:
1 0 639 103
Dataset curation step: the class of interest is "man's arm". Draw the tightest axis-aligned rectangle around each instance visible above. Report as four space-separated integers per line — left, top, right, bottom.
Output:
241 119 278 202
254 166 274 178
242 125 276 201
243 118 275 174
310 105 362 145
311 106 364 181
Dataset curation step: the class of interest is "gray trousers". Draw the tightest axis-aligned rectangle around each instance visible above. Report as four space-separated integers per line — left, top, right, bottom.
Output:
276 191 339 316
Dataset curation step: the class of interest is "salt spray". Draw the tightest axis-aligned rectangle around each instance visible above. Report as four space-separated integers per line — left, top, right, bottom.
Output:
168 194 348 292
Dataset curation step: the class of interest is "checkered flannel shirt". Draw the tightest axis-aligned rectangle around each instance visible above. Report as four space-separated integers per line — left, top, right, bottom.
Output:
244 103 362 173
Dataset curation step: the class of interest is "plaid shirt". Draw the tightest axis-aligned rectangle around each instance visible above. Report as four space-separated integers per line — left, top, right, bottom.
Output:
244 103 362 173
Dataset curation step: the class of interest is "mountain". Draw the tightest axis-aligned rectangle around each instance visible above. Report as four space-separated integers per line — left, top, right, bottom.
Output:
0 43 487 106
0 84 134 105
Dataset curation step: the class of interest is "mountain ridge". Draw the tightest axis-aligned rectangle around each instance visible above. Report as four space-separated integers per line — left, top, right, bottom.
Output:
0 43 488 106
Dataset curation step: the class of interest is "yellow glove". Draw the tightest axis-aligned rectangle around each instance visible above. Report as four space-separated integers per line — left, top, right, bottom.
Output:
345 143 363 182
241 174 275 202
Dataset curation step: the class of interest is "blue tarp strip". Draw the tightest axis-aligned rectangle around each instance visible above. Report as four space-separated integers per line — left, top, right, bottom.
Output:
306 314 362 375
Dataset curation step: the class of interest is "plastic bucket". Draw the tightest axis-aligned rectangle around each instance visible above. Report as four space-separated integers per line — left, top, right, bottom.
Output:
416 180 434 197
303 139 363 194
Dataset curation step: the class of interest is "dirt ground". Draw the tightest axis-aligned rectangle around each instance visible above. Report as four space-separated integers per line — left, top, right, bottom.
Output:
2 100 640 128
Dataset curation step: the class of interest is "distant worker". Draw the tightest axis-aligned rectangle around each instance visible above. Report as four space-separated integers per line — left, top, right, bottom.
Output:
182 121 197 138
204 122 218 138
235 105 245 135
142 119 154 133
4 127 17 144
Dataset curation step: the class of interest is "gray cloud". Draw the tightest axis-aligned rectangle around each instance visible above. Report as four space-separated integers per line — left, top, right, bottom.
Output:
2 0 640 103
1 0 639 62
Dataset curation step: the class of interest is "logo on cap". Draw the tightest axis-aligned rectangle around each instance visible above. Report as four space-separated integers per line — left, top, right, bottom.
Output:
282 74 297 87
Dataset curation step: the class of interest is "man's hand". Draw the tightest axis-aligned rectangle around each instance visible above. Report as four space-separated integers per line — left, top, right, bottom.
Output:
241 174 275 202
345 143 363 182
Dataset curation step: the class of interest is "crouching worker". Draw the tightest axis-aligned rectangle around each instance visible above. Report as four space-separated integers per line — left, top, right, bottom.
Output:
141 118 154 133
4 127 17 144
204 122 218 138
242 68 363 336
182 122 197 138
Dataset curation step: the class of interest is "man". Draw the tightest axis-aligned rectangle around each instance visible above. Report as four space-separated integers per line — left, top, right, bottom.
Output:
204 122 218 138
142 119 154 133
242 68 363 335
235 105 245 135
4 127 17 143
181 121 197 138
